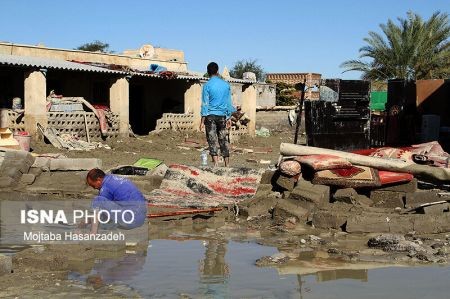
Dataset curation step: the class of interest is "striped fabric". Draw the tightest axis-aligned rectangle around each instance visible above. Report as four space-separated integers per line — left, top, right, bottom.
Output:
148 164 265 207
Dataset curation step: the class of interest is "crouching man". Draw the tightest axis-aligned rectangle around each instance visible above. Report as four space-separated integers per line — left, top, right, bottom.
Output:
86 168 148 234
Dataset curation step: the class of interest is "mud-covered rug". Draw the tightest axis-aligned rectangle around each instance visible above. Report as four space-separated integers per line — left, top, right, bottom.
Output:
147 164 265 207
312 166 381 188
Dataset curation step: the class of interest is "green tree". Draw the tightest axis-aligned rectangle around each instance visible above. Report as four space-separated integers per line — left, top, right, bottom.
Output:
341 11 450 80
76 40 112 53
271 81 298 106
229 59 265 81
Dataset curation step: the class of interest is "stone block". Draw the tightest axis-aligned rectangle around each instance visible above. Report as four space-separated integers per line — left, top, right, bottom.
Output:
0 167 22 181
289 179 330 208
333 188 358 204
273 198 309 220
431 213 450 233
0 254 12 275
356 195 373 206
32 157 51 170
370 191 404 208
4 159 32 174
423 203 449 215
4 150 35 165
275 173 296 191
0 176 16 188
405 191 441 208
240 196 279 217
49 158 102 171
374 178 417 193
411 214 444 234
1 152 34 176
346 213 414 233
148 164 168 177
19 173 36 185
312 210 348 230
260 170 276 184
28 167 43 177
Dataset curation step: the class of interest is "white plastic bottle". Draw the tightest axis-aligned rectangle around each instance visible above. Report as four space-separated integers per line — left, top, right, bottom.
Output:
201 150 208 166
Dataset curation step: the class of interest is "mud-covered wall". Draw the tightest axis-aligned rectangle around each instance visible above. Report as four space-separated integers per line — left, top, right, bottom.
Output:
256 110 303 131
255 84 276 107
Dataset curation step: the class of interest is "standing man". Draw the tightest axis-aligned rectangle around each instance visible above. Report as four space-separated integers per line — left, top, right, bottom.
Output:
200 62 236 167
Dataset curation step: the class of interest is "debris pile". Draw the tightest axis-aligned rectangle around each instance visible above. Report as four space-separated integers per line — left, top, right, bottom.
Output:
0 147 101 196
241 140 450 236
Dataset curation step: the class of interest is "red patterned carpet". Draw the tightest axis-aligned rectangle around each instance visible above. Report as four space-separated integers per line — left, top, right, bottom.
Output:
147 164 265 207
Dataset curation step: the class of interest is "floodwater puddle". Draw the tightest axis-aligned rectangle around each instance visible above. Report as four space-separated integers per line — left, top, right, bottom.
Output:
68 238 450 298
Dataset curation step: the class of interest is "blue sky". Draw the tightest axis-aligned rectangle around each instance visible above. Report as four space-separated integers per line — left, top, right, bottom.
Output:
1 0 448 79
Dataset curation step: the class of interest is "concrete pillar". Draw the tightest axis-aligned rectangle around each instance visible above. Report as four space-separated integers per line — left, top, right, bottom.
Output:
110 77 129 136
24 70 47 137
184 81 202 130
231 83 243 107
242 84 257 137
307 73 313 99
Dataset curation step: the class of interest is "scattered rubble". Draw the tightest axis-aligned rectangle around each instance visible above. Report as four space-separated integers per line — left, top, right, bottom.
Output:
0 254 12 276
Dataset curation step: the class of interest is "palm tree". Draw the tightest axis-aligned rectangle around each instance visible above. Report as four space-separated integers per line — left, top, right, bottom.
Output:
341 11 450 80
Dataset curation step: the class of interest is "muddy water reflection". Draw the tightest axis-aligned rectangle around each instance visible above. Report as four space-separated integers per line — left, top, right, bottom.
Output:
70 239 450 298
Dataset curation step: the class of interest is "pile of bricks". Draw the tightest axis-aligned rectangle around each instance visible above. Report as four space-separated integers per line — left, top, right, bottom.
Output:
0 148 102 198
0 149 35 188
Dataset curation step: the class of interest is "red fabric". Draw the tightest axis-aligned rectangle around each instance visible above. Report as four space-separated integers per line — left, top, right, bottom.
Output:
378 171 414 185
92 104 110 110
354 142 450 168
312 166 381 188
369 147 413 162
330 167 365 177
351 148 379 156
96 109 108 134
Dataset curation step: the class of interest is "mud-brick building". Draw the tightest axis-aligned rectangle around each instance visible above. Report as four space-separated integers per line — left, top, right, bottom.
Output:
0 42 275 138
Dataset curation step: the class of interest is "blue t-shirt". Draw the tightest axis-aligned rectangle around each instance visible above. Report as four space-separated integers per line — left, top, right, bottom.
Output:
201 76 236 118
92 175 147 227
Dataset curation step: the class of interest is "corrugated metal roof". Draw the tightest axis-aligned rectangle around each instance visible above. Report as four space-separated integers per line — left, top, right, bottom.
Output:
0 54 262 84
0 54 126 74
131 71 258 84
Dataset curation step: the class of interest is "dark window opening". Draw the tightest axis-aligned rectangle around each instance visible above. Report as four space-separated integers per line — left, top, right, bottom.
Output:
92 81 109 106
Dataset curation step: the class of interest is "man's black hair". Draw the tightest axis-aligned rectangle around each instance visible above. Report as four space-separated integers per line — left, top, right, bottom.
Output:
87 168 105 181
207 62 219 76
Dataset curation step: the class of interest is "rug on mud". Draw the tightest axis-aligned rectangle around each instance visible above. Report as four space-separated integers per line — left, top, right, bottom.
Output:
147 164 265 207
312 166 381 188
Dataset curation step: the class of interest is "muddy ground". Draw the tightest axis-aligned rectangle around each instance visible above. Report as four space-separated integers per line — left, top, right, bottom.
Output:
31 130 296 170
1 130 450 297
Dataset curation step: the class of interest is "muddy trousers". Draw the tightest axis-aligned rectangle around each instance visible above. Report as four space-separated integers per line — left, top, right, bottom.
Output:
204 115 229 157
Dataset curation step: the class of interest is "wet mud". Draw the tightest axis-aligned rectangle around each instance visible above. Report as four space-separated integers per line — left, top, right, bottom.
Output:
1 131 450 297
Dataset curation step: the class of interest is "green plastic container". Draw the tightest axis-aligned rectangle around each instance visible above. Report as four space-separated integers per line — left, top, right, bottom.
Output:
370 91 387 111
